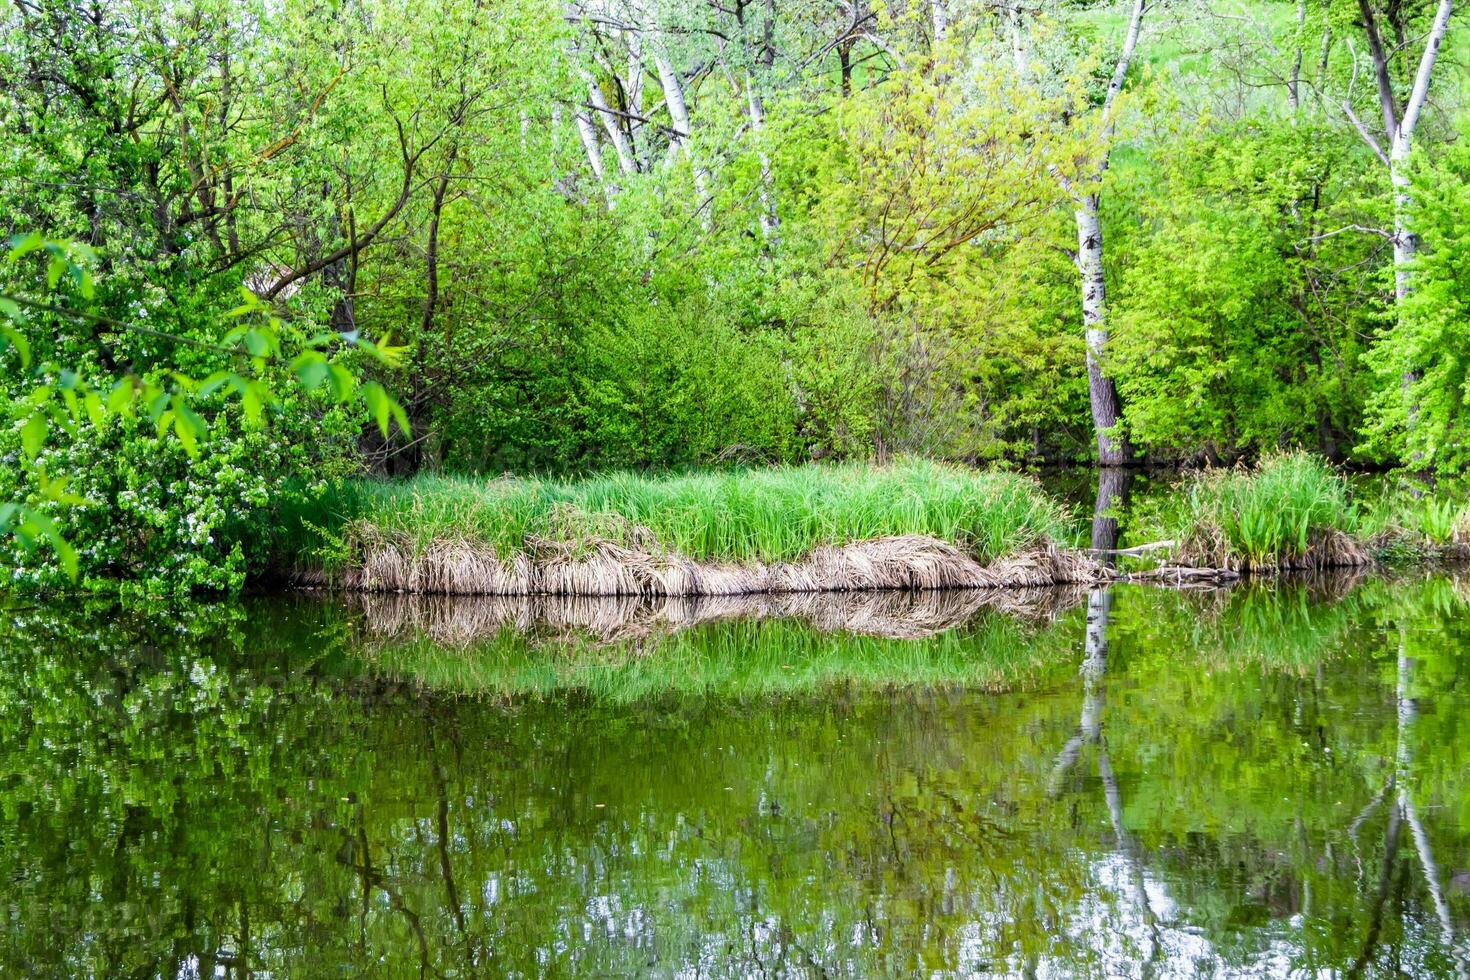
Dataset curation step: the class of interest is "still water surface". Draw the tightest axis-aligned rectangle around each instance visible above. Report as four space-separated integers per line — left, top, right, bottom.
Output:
1 575 1468 977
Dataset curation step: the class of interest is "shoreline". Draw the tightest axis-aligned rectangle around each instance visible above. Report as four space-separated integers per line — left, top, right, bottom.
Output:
289 530 1419 597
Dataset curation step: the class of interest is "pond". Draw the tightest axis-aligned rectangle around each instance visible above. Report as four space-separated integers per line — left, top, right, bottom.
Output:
1 575 1468 977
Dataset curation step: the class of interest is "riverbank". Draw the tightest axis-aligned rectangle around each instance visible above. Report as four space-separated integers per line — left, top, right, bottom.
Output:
281 455 1468 596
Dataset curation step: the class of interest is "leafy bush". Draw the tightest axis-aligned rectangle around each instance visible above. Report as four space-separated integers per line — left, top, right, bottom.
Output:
2 364 361 595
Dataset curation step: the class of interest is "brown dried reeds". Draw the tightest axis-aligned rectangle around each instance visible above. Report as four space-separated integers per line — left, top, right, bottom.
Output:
350 585 1090 647
303 527 1113 597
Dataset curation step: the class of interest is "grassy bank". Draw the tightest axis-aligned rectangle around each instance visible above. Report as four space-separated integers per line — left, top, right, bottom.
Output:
280 454 1468 596
287 459 1071 563
280 460 1093 595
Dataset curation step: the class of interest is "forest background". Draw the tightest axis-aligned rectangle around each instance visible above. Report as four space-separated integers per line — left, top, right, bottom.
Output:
2 0 1467 591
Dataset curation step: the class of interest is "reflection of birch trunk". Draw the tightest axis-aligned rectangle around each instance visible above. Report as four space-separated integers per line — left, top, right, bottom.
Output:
1350 800 1403 976
1395 634 1466 977
1046 586 1160 956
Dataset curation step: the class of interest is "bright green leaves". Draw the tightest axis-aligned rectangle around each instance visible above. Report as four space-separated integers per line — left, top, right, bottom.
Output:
0 504 77 582
20 411 48 458
362 381 410 438
2 237 409 586
8 233 95 300
0 299 30 369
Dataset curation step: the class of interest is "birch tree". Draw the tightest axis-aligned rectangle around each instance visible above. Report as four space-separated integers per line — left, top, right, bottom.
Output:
1336 0 1455 468
1016 0 1152 466
1341 0 1454 308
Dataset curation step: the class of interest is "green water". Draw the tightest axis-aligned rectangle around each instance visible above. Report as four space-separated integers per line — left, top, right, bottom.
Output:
2 576 1468 977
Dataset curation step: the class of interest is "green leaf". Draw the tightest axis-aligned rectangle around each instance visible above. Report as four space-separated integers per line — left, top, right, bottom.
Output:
26 509 78 581
172 395 207 458
362 382 391 437
198 371 233 398
20 412 47 458
224 287 261 317
291 351 330 389
107 380 136 415
83 391 106 428
0 321 30 369
7 232 44 259
147 390 171 424
243 327 275 358
326 363 356 402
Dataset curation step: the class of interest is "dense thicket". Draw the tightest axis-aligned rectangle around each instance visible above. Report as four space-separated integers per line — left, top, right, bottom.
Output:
1 0 1467 589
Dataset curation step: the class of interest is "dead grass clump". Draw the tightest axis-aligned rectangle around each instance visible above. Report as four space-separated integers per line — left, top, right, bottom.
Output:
326 526 1110 596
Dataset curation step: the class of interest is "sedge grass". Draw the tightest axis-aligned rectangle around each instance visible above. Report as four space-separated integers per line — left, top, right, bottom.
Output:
1142 452 1364 569
282 459 1074 569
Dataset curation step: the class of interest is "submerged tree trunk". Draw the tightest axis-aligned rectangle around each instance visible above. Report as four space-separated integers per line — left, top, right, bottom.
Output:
1076 200 1130 466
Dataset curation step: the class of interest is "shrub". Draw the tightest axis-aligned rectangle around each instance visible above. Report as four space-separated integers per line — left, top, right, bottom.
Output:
2 365 360 595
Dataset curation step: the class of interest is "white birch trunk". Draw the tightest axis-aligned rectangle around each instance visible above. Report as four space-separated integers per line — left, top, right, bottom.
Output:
1075 199 1128 465
583 72 639 175
574 111 606 182
1386 0 1453 307
931 0 947 45
1047 0 1145 465
1287 0 1305 115
654 48 711 207
745 70 779 241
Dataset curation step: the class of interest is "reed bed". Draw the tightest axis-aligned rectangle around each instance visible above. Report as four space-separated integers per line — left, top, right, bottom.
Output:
1143 453 1371 572
284 460 1093 595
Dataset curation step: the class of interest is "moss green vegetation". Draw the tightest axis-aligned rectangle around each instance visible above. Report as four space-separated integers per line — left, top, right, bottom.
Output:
285 459 1074 567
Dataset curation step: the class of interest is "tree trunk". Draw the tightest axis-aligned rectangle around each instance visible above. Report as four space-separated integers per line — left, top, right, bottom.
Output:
1091 466 1133 553
1075 198 1131 465
653 49 711 204
745 71 779 241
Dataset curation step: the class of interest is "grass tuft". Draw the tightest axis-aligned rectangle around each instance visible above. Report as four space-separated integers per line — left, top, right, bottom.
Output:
281 459 1073 569
1147 452 1363 570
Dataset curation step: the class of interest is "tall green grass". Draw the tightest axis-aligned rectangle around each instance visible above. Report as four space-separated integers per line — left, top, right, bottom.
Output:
1143 452 1360 566
281 459 1074 565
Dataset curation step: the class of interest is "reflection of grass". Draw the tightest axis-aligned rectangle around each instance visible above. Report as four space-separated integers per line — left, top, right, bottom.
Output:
280 459 1073 567
1120 577 1379 672
359 611 1082 702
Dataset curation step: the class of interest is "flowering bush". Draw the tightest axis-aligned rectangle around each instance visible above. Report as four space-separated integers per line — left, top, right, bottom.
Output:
1 364 361 595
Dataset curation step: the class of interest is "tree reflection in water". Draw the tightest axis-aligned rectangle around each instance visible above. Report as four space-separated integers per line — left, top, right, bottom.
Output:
0 572 1468 978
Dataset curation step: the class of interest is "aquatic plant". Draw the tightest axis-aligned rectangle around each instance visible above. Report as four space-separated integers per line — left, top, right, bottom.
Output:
282 460 1087 594
1148 453 1368 571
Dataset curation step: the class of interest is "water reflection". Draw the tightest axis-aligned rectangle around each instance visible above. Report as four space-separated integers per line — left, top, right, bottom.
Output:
0 576 1467 977
352 584 1090 646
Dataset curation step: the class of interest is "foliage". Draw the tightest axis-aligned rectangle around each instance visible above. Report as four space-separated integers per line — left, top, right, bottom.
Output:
1363 135 1470 476
1111 120 1377 460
